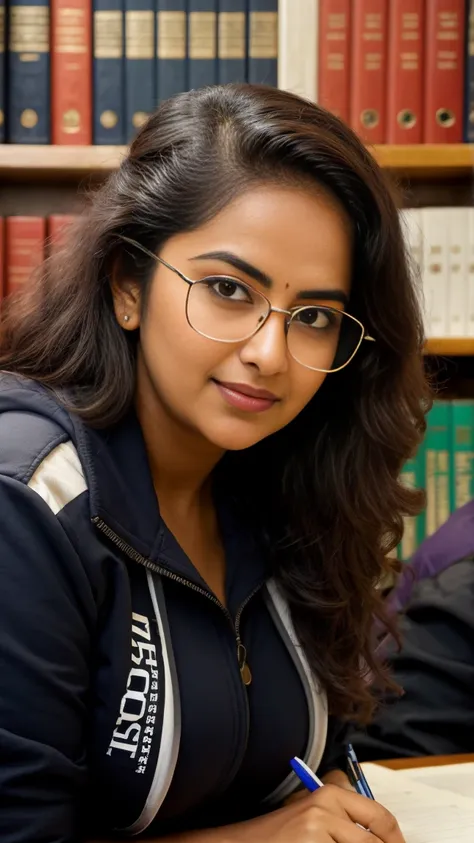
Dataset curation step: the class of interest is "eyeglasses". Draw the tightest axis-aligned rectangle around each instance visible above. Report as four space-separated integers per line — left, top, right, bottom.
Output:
119 236 375 374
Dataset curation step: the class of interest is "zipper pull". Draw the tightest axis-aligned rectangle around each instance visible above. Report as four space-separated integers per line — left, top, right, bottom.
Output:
237 642 252 686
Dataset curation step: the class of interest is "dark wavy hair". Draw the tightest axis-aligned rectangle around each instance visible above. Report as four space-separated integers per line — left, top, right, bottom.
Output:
0 84 430 722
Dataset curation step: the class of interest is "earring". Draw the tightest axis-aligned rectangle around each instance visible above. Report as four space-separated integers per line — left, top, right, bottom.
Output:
123 315 130 323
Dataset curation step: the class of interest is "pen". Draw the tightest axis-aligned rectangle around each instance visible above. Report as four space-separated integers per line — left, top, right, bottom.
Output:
290 756 325 792
346 743 375 800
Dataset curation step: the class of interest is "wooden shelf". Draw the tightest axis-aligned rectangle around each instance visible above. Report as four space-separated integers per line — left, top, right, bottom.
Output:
0 144 473 182
424 338 474 356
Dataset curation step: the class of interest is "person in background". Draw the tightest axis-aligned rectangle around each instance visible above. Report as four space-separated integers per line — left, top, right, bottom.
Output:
0 84 427 843
352 500 474 761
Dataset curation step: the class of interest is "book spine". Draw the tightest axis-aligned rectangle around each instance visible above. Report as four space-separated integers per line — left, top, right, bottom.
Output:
93 0 125 144
446 207 468 337
0 0 4 143
47 214 76 253
318 0 350 121
156 0 187 102
5 216 46 297
188 0 217 89
420 207 449 338
350 0 388 143
125 0 155 142
247 0 278 86
0 216 4 301
51 0 92 145
468 208 474 337
7 0 50 143
425 401 451 535
386 0 424 144
278 0 318 102
217 0 246 85
450 400 474 512
399 458 418 560
464 0 474 141
423 0 465 143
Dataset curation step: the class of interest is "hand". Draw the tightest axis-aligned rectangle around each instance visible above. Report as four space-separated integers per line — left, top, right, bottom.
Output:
228 783 405 843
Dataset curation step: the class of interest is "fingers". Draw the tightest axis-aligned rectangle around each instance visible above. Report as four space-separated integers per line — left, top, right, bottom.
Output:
312 785 406 843
326 815 382 843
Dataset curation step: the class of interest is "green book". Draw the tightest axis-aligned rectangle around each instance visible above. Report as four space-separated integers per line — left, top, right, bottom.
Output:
424 401 451 537
450 400 474 512
398 444 426 561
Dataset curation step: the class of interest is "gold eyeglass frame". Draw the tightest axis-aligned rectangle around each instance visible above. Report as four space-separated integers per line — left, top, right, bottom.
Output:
118 235 376 374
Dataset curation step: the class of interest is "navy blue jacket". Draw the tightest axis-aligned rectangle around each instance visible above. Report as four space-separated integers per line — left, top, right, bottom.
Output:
0 374 346 842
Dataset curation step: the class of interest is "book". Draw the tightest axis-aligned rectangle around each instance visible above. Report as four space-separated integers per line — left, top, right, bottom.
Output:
468 208 474 338
51 0 92 145
318 0 351 122
247 0 278 86
424 401 451 536
5 217 46 297
124 0 155 142
188 1 218 89
93 0 125 144
7 0 51 143
350 0 388 144
399 448 425 561
424 0 466 143
156 0 187 102
386 0 424 144
0 0 4 143
278 0 318 102
465 0 474 141
47 214 76 252
217 0 247 85
420 207 449 338
0 217 4 300
450 400 474 512
446 207 468 337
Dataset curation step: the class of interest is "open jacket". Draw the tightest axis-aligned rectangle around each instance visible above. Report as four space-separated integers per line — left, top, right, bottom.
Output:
0 374 345 842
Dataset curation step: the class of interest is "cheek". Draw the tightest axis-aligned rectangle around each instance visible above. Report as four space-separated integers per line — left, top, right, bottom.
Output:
287 367 327 414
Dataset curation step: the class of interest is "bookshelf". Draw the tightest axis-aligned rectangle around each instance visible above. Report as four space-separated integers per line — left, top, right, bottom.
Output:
425 339 474 356
1 144 473 182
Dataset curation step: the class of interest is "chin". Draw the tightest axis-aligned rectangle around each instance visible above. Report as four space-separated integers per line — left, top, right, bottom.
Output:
203 419 275 452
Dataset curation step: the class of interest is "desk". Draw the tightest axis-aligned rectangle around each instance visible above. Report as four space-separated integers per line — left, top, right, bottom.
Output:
377 754 474 770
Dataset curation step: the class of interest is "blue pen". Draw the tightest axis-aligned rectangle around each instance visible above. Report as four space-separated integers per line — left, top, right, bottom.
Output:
290 756 325 792
346 744 375 800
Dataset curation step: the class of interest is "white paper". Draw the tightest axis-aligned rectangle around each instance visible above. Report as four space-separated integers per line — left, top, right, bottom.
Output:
360 762 474 843
402 762 474 800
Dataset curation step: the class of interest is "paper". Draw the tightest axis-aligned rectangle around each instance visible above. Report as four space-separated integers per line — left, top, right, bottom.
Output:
402 762 474 800
361 762 474 842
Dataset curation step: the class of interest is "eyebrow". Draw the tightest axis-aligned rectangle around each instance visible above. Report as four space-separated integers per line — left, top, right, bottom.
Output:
191 250 349 306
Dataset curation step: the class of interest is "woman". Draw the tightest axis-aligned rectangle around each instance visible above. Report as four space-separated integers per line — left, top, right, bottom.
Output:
0 84 427 842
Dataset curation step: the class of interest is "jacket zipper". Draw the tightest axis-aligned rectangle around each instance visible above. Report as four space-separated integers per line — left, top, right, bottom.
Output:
92 516 259 686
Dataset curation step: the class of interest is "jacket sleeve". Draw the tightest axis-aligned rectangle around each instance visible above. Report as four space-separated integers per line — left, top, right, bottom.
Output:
351 558 474 761
0 475 96 842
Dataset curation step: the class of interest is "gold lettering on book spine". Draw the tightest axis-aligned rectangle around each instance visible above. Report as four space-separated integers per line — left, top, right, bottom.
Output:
189 11 216 60
10 5 49 61
218 12 245 60
126 11 154 59
157 11 186 60
249 11 277 59
0 5 5 53
94 10 123 59
55 8 87 55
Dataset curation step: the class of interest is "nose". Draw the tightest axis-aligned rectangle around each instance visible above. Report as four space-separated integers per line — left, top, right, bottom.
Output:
239 311 290 376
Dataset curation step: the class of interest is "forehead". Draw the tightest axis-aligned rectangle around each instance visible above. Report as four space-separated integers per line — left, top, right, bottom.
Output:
164 183 353 295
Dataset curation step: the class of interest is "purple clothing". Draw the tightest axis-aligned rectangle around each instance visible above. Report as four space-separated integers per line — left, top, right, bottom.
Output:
391 499 474 612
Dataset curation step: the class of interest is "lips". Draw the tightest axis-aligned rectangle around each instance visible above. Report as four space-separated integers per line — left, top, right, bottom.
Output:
212 379 280 413
214 381 279 402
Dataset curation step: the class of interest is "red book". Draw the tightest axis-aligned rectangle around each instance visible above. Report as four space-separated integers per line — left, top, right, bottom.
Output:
0 219 4 303
48 214 76 252
318 0 351 124
387 0 424 144
423 0 465 143
5 217 46 297
51 0 92 145
350 0 388 144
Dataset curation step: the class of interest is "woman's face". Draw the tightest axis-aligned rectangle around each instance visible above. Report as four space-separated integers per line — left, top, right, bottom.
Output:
116 184 353 452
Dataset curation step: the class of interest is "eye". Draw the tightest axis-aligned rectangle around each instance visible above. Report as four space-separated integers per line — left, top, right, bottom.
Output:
206 277 254 303
294 307 333 329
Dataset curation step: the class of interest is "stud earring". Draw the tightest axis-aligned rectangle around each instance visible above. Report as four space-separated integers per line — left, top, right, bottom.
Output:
123 315 130 323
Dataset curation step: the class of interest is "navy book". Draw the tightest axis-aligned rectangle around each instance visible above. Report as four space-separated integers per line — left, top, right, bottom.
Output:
247 0 277 87
188 0 217 89
125 0 155 143
464 0 474 141
93 0 125 144
7 0 50 143
217 0 247 85
0 0 4 142
156 0 187 103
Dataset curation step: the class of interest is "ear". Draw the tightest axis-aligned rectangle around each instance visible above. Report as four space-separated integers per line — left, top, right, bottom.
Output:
110 264 142 331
